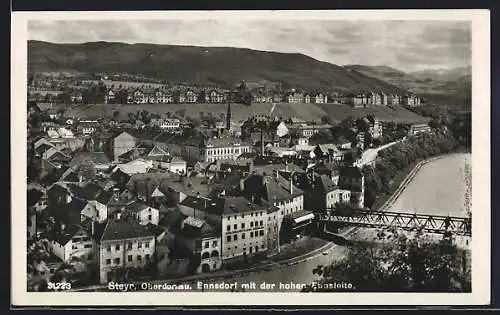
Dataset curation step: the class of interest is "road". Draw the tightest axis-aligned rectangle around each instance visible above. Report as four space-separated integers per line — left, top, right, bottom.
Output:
72 153 470 292
356 139 403 167
199 153 471 292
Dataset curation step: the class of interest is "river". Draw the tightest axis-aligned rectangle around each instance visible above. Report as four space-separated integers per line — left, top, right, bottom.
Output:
385 153 471 217
178 153 472 292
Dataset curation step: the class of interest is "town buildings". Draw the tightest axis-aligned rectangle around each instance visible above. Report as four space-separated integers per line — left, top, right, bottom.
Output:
408 123 432 136
204 138 252 163
96 219 156 284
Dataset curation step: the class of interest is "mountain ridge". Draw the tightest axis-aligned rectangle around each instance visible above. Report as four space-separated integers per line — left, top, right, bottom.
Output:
28 40 404 94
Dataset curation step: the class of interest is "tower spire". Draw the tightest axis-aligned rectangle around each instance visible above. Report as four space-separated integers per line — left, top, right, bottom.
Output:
226 100 232 131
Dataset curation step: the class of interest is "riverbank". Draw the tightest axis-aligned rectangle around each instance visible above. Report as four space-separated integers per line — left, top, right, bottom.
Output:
372 152 470 212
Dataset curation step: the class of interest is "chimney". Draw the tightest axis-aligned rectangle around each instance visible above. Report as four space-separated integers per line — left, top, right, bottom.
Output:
91 220 95 236
289 177 293 195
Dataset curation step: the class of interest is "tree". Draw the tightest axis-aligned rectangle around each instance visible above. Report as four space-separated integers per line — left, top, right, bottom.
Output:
127 112 137 124
304 230 470 292
320 115 332 125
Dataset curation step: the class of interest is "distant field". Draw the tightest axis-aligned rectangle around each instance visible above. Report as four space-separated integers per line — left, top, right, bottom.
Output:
316 103 430 124
57 102 429 124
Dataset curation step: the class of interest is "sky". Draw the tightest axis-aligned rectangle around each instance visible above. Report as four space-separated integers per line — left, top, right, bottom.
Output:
28 19 471 73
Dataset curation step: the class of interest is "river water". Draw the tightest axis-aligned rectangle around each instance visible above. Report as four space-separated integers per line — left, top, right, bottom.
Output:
386 153 471 218
186 153 472 292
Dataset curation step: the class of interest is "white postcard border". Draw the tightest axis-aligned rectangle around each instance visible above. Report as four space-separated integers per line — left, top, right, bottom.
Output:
11 9 491 306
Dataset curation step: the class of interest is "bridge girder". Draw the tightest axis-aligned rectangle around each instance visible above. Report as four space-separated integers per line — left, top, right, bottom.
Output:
320 210 471 236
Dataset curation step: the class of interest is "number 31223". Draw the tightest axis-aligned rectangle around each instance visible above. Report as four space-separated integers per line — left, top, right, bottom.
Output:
47 282 72 290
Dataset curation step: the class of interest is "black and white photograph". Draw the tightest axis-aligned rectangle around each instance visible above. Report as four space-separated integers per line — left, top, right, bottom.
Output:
11 10 490 306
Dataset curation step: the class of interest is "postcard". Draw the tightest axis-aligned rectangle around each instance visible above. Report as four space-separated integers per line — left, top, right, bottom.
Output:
11 9 490 306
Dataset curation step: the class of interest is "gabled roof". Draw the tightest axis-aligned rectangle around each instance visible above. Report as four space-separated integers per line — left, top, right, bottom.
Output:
125 201 154 213
317 174 337 193
47 197 89 225
158 208 186 231
48 224 87 246
264 174 303 202
98 219 155 242
69 152 111 168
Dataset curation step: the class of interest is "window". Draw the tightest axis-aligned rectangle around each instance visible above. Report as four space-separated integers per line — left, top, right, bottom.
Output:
84 244 92 249
138 242 142 248
116 244 120 251
72 245 78 250
107 246 111 252
106 259 111 265
234 224 237 230
114 258 120 264
260 230 264 236
241 223 245 229
145 242 150 248
212 240 217 247
250 232 254 237
148 215 152 221
250 222 253 227
128 255 132 262
260 220 263 226
127 243 132 250
204 241 209 249
145 254 150 260
227 225 231 232
88 254 93 260
242 214 245 219
242 233 245 239
234 234 238 241
227 235 231 242
137 255 142 262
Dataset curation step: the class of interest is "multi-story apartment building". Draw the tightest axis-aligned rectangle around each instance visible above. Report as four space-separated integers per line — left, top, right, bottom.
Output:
338 166 365 209
111 131 136 162
220 196 268 261
204 138 252 163
403 94 422 107
96 218 156 284
185 90 198 103
176 216 223 273
286 92 305 103
313 93 328 104
408 123 431 136
177 195 269 263
240 172 304 250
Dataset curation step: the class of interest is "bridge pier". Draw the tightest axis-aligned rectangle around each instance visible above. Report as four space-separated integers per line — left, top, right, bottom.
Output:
453 235 471 250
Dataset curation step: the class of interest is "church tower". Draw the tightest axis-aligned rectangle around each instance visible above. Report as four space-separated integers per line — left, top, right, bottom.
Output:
226 101 232 132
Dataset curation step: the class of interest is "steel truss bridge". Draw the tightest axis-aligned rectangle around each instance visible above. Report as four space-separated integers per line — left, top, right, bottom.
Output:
319 209 471 237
